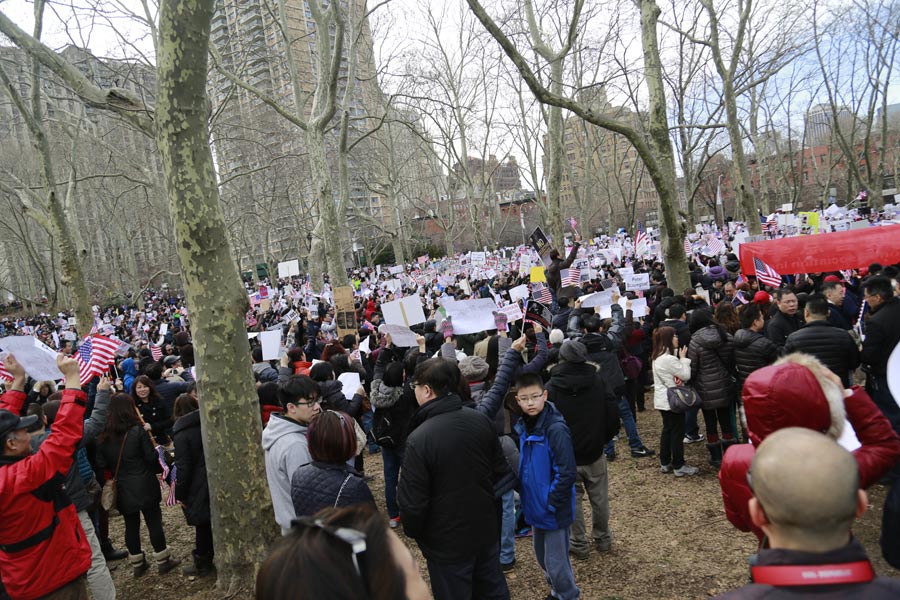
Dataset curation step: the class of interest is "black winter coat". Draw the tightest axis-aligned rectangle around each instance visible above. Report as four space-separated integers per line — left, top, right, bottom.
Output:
660 318 691 349
766 310 801 349
546 361 616 465
172 410 210 526
398 393 505 564
136 397 172 445
862 297 900 376
97 425 162 515
784 320 860 387
317 380 364 419
580 332 625 393
733 328 778 386
291 462 375 517
688 325 736 410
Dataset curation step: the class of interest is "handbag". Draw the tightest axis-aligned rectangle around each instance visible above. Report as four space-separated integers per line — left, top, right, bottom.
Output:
667 377 703 413
620 351 643 380
101 431 128 512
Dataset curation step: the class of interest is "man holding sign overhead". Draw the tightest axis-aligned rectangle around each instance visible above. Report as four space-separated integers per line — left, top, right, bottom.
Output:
545 233 581 313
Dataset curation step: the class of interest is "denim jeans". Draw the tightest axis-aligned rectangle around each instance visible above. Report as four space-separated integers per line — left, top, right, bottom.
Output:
500 490 516 565
381 446 405 518
362 408 378 452
604 396 643 456
533 527 579 600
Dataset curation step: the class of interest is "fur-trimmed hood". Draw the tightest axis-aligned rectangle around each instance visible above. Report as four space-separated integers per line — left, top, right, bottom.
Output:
370 379 403 409
742 352 845 447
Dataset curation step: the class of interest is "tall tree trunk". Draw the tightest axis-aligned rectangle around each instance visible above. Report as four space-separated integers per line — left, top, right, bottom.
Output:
545 59 565 246
639 0 689 292
155 0 276 591
307 127 347 286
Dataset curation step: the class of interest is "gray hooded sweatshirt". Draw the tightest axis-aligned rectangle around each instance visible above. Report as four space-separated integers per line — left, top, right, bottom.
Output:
262 413 311 535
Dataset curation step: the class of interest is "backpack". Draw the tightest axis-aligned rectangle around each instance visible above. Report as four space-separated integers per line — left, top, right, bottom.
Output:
371 407 403 449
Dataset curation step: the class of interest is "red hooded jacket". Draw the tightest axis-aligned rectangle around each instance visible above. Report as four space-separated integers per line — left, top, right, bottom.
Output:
719 360 900 541
0 389 92 600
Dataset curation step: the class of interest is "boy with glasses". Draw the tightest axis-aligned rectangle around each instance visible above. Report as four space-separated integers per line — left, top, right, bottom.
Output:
514 372 579 600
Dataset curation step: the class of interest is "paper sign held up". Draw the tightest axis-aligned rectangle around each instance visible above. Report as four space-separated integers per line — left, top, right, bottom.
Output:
509 284 530 303
382 324 418 347
625 273 651 291
277 259 301 279
259 330 282 361
530 266 546 283
337 372 361 400
382 296 426 327
0 336 63 381
443 298 499 335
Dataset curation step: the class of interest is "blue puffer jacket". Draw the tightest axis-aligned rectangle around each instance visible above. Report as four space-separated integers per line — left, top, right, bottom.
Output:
290 461 375 517
515 401 577 530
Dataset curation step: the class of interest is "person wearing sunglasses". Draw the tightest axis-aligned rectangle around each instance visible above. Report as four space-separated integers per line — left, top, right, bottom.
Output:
715 427 900 598
256 504 430 600
262 374 322 535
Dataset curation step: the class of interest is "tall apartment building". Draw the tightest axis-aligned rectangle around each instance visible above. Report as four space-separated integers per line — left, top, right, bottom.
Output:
554 88 659 232
0 45 175 301
208 0 388 273
804 103 858 147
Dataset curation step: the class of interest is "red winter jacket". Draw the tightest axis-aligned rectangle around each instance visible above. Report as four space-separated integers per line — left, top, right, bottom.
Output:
719 361 900 541
0 389 92 600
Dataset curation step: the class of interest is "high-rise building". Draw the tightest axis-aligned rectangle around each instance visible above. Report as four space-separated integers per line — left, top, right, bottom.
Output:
0 45 175 301
208 0 387 273
804 103 857 147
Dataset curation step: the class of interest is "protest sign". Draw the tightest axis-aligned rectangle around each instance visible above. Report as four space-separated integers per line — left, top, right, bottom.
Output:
259 299 271 312
509 284 530 303
382 296 426 327
579 291 614 308
337 372 361 400
470 252 486 265
382 324 418 347
524 300 552 329
625 273 651 291
497 303 523 324
277 259 301 278
0 336 63 381
529 266 546 283
333 286 357 337
388 265 404 275
259 330 282 361
443 298 498 334
529 227 553 267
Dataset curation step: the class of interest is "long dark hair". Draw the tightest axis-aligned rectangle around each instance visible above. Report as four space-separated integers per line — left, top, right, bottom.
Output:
256 505 407 600
131 375 162 405
99 393 142 443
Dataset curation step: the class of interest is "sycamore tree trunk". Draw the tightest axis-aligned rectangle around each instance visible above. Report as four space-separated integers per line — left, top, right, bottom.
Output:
638 0 689 291
155 0 276 591
308 127 348 286
545 59 565 246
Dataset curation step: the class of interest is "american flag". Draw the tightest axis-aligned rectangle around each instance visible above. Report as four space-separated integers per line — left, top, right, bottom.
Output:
703 237 726 256
634 222 649 256
561 268 581 288
683 238 692 256
761 214 777 233
150 344 163 361
0 362 12 381
76 335 120 386
568 216 578 231
531 283 552 304
753 257 783 288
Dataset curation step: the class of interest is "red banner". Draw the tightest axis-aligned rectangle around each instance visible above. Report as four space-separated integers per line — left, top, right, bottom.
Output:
738 226 900 275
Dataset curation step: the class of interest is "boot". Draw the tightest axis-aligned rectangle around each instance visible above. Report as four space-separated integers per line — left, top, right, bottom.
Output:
153 547 182 575
721 437 739 458
101 538 128 562
182 551 215 577
129 552 149 578
706 441 723 469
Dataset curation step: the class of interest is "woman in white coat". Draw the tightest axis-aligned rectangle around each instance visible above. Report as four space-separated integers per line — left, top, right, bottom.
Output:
652 326 699 477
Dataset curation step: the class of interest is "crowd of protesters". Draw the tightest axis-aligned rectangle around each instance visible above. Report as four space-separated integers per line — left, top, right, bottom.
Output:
2 218 900 599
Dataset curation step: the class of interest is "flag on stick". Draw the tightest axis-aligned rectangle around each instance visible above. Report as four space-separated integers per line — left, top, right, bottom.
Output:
753 257 783 288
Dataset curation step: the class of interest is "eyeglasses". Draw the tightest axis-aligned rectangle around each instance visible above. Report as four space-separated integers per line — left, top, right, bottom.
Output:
293 398 320 407
517 394 544 404
290 516 369 589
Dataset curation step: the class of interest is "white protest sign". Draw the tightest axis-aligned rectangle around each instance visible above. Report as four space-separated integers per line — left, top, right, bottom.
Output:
0 336 63 381
258 330 282 361
443 298 498 335
509 284 530 303
388 265 404 275
382 324 418 347
625 273 651 291
382 296 426 327
358 335 371 355
159 323 168 337
283 310 300 324
277 259 301 279
337 372 361 401
618 267 634 282
68 317 77 326
470 251 487 265
459 279 472 296
52 331 60 350
579 290 614 308
497 303 524 323
625 297 649 317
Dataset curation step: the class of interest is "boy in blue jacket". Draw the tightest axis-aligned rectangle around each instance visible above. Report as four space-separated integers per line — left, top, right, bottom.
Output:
514 372 579 600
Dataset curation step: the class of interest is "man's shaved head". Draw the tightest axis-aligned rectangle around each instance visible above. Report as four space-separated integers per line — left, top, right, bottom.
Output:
751 428 861 548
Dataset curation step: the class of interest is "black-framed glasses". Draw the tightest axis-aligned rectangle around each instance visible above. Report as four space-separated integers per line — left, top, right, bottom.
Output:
293 397 320 407
290 516 369 586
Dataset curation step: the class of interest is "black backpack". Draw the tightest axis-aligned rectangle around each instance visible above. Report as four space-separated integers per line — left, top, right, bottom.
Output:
371 407 403 449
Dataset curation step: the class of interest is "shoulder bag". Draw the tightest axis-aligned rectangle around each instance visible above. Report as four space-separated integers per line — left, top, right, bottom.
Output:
101 431 128 513
667 375 703 413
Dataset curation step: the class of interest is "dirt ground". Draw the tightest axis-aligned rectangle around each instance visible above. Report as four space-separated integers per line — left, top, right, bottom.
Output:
108 407 897 599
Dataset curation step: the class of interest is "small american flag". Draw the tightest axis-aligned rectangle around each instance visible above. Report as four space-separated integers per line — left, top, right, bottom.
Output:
683 238 692 256
568 216 578 231
753 257 783 288
561 268 581 288
76 335 120 386
0 363 13 381
761 214 777 233
703 237 726 256
150 344 163 361
634 222 649 256
531 283 552 304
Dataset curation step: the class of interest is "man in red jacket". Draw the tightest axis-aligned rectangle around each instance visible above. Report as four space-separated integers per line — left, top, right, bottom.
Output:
0 353 92 600
719 353 900 542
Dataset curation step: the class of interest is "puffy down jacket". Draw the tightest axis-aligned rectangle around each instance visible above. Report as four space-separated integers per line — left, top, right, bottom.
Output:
732 328 778 386
687 325 735 410
291 462 375 517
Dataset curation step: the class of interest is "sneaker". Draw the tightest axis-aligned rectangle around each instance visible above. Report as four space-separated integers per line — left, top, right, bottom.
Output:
605 453 616 462
674 465 700 477
389 517 400 529
660 464 674 474
684 433 705 444
631 446 656 458
595 540 612 553
501 559 516 572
